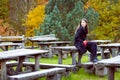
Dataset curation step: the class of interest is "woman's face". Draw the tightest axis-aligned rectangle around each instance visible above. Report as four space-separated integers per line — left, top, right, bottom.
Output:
81 20 87 28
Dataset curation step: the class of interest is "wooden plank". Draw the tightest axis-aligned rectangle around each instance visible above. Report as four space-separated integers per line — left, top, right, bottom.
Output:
6 62 76 71
0 49 48 60
8 68 66 80
52 46 78 51
97 55 120 66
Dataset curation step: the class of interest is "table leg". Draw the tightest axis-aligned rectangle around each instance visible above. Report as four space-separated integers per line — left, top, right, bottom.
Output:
0 47 6 51
118 47 120 55
15 56 25 74
108 67 115 80
58 50 63 64
48 44 52 58
78 52 82 65
0 60 7 80
71 52 76 65
111 48 117 57
11 45 18 50
117 47 120 55
101 48 105 59
35 55 41 71
32 42 34 49
4 46 8 51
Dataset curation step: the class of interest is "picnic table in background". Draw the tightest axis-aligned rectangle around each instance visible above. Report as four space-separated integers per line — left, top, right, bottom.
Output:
98 43 120 59
38 41 71 58
0 49 48 80
0 35 25 48
0 43 22 51
27 35 59 49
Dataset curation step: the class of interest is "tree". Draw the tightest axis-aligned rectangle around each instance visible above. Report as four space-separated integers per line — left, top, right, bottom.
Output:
0 0 9 20
89 0 120 42
37 0 99 42
24 5 45 37
0 19 19 36
8 0 36 34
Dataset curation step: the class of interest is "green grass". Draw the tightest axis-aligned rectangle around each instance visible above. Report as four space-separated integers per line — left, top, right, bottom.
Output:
29 54 120 80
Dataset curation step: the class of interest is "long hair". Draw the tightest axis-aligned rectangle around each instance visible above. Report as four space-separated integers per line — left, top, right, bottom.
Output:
75 18 88 34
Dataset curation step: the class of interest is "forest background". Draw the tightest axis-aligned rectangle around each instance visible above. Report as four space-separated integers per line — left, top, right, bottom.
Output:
0 0 120 45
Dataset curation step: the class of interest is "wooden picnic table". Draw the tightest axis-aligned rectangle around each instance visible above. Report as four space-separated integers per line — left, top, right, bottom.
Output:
0 35 25 48
52 46 78 65
0 49 48 80
98 43 120 59
97 55 120 80
38 41 71 58
0 43 22 51
28 37 59 49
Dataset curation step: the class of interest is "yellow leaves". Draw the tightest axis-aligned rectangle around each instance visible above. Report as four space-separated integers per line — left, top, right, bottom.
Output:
24 5 45 37
26 5 45 29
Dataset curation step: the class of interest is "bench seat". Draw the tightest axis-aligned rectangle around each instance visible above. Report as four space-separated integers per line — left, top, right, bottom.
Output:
7 62 76 75
7 62 76 71
8 68 66 80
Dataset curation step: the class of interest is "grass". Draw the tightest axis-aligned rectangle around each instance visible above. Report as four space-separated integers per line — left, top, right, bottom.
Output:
29 54 120 80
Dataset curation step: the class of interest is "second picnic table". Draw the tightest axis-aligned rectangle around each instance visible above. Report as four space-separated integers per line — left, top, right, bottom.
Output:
38 41 71 58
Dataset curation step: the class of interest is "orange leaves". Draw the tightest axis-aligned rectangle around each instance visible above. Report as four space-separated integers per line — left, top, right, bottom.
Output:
0 19 19 36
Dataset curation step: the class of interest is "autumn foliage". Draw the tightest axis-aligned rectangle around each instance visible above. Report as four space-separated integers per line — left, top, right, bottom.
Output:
24 0 48 37
0 19 19 36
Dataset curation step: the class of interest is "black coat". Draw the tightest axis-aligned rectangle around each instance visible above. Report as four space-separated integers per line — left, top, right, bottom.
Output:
74 26 87 54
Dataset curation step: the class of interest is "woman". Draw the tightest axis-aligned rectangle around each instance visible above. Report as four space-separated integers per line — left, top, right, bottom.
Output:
74 18 99 63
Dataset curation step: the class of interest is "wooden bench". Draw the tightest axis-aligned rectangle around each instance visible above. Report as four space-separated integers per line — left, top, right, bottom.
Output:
8 67 66 80
0 35 25 48
81 61 108 77
81 62 95 74
6 62 76 76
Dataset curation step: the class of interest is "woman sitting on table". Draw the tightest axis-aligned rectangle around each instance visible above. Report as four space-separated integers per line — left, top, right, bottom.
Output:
74 18 99 63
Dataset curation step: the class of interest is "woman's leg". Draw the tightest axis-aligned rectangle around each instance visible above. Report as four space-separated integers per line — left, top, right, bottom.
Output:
78 51 83 65
86 42 98 62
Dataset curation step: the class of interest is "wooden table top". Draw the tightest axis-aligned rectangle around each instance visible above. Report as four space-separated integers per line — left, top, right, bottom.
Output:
98 43 120 47
97 55 120 66
38 41 71 44
0 43 22 46
90 40 112 43
28 37 59 42
52 46 78 51
0 49 48 60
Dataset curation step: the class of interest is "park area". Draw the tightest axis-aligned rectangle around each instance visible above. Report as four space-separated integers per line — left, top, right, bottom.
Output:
0 0 120 80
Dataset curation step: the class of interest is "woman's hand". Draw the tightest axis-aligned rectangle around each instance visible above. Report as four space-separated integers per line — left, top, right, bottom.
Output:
83 40 88 46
